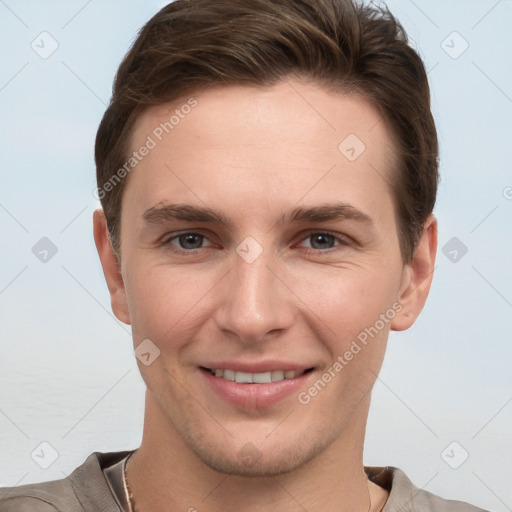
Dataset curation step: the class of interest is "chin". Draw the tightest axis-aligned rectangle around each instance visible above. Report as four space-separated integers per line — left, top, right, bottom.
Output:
192 443 320 477
180 423 334 478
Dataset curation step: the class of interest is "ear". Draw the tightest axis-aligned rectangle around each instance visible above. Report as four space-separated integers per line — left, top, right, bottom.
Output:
93 208 131 325
391 214 437 331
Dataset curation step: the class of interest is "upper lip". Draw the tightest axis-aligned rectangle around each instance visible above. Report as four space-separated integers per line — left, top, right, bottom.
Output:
199 361 314 373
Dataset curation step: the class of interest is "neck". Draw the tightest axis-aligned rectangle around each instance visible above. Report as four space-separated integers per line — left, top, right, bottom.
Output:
126 390 387 512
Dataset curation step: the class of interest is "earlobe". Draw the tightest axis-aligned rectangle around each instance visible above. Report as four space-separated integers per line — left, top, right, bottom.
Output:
93 208 131 325
391 214 438 331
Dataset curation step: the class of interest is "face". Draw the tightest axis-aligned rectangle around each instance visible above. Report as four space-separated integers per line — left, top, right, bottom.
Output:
97 78 433 477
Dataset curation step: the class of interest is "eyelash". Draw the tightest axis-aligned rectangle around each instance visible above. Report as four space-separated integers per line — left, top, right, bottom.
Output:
161 230 352 255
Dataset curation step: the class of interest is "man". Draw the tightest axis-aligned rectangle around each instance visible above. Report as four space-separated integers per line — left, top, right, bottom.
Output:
0 0 489 510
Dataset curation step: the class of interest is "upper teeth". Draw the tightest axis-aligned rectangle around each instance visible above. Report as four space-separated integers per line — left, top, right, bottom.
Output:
210 369 304 383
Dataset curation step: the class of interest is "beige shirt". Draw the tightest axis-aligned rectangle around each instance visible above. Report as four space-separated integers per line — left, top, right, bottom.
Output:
0 450 490 511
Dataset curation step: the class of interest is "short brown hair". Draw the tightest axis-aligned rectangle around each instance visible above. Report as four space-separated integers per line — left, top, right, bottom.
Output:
95 0 438 262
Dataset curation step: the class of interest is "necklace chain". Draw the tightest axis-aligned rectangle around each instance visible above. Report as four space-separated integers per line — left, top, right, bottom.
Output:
123 452 373 512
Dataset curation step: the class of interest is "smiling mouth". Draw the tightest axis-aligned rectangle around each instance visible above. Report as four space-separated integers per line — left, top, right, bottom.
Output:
201 367 314 384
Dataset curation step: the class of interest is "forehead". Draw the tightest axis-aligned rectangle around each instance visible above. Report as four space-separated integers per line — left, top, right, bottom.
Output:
133 80 391 150
124 79 398 223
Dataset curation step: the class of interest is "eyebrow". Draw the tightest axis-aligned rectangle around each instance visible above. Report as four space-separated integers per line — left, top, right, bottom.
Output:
142 202 374 229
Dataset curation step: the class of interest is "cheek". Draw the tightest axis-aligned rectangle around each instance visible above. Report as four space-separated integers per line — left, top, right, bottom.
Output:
295 264 400 336
123 256 246 361
297 268 401 399
309 273 395 400
123 264 213 344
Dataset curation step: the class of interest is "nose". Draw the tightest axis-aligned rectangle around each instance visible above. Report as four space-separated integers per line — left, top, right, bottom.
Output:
213 244 296 345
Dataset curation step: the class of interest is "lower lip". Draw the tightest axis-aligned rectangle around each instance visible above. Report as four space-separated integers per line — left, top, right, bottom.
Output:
200 368 313 408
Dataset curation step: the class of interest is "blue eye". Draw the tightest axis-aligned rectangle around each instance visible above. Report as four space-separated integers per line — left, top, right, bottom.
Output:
162 230 349 254
303 233 338 250
166 232 210 251
296 231 351 254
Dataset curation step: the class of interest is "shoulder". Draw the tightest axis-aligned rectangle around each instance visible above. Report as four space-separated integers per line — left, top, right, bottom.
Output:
0 476 77 511
0 450 133 512
365 466 491 512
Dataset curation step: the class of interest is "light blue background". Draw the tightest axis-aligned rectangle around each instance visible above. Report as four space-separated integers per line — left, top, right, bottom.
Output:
0 1 511 510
